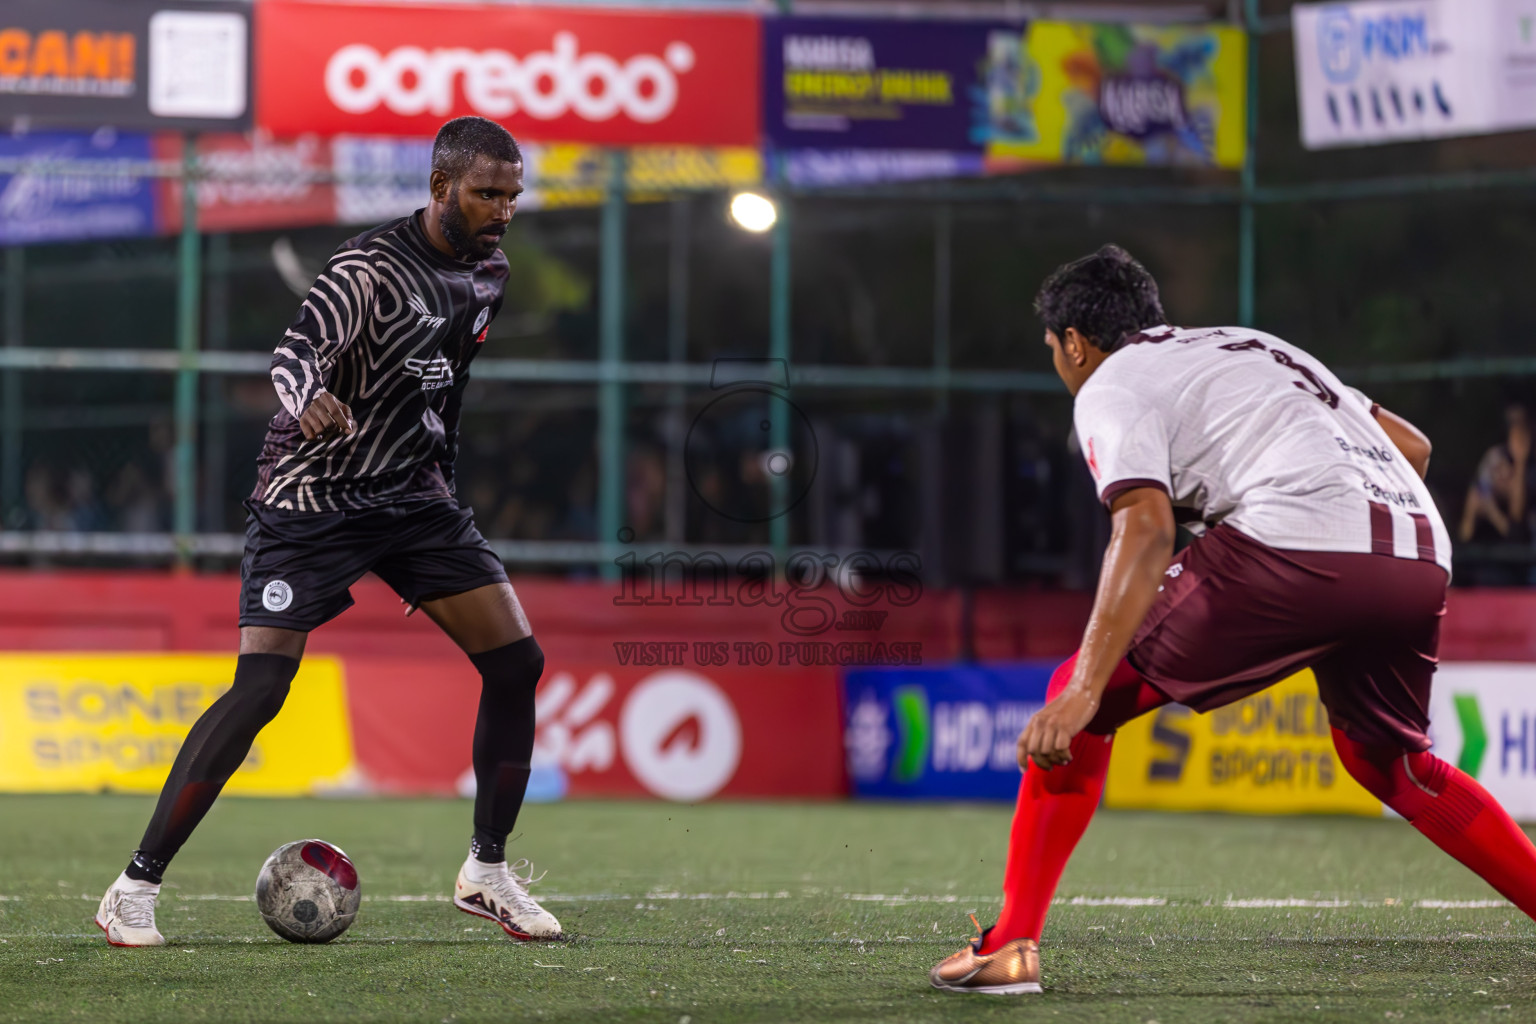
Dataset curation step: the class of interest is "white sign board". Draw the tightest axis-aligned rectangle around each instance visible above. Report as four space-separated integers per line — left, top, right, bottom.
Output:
1292 0 1536 149
1429 663 1536 821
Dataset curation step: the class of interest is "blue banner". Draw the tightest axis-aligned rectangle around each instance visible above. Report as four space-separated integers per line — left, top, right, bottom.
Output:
0 130 157 244
843 663 1053 800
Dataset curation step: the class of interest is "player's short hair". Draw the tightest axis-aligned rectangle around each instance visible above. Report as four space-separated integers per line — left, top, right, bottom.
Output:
431 116 522 182
1034 245 1166 353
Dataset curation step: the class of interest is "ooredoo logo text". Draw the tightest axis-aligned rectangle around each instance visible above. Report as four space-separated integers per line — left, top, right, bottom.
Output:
324 32 697 124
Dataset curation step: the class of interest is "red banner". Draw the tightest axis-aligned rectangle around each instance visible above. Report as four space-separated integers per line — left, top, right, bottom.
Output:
155 132 335 234
346 657 846 800
255 1 761 146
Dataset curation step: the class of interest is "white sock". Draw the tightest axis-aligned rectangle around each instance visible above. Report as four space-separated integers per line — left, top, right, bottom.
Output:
462 854 505 882
114 870 160 894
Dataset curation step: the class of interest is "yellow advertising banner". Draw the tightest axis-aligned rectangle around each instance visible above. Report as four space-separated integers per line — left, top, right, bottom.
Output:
1105 670 1383 816
530 144 763 208
988 22 1248 170
0 655 355 795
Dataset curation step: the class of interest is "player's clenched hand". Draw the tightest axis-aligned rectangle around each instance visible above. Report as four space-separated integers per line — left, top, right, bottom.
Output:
1017 686 1099 771
298 391 356 442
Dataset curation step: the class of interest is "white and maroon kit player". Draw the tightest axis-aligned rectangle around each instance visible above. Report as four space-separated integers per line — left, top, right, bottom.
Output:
930 245 1536 995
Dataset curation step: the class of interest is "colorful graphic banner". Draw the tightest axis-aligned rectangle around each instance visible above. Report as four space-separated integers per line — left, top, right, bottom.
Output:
1104 670 1383 816
0 654 355 795
256 0 761 147
0 0 252 132
0 130 157 244
842 664 1051 801
992 21 1248 169
1292 0 1536 150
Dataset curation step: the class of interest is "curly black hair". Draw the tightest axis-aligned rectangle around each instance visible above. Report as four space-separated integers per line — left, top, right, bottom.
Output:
1034 245 1166 353
432 116 522 182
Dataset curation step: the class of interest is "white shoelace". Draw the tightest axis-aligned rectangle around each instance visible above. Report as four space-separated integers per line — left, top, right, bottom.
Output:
116 890 158 930
488 860 548 919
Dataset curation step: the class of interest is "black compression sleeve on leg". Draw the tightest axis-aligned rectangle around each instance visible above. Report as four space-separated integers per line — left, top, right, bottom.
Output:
127 653 299 882
468 636 544 863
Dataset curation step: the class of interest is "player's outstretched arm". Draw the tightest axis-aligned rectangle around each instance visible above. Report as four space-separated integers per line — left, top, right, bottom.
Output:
1375 406 1432 480
1018 486 1174 770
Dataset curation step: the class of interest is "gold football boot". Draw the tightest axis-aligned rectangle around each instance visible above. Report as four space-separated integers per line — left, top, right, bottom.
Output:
929 923 1041 995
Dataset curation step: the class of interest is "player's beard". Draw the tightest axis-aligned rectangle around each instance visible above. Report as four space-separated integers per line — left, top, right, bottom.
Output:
439 188 502 262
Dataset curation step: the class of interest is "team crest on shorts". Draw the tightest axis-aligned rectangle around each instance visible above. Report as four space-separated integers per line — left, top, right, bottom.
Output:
262 580 294 612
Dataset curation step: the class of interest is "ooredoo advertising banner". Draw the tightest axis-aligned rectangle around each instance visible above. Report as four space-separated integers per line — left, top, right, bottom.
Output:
0 654 356 795
0 0 253 132
1292 0 1536 149
256 0 762 147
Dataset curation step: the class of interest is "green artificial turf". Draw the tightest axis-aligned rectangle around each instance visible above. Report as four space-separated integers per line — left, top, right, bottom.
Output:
1 795 1533 1023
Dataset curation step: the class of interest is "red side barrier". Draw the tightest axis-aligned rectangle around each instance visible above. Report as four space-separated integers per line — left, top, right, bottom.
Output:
346 657 844 799
0 570 1522 661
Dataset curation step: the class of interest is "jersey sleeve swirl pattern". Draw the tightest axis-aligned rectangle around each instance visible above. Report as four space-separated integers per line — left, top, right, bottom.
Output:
270 248 378 420
253 211 509 512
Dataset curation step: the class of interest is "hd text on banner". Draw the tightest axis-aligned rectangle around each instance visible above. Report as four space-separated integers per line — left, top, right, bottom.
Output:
1427 664 1536 822
1292 0 1536 149
0 654 356 796
842 664 1051 801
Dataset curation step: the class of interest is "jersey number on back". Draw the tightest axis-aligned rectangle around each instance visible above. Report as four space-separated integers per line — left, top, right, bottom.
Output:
1218 338 1339 409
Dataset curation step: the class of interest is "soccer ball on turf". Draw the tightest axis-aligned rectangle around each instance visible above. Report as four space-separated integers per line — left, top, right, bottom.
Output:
255 839 362 943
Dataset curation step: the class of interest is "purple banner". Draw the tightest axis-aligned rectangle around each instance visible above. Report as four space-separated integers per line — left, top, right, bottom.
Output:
763 17 1018 152
0 129 157 244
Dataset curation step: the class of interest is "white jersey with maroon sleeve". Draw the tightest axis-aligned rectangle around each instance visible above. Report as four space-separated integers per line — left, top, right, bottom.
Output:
1072 325 1451 573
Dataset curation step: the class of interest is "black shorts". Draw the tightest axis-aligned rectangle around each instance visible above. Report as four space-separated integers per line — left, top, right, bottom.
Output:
238 498 508 631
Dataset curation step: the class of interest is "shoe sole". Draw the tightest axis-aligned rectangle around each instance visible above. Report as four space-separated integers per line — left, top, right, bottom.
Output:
930 979 1042 995
453 896 563 942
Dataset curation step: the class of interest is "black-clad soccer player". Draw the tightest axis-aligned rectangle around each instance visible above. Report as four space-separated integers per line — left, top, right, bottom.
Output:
96 117 560 946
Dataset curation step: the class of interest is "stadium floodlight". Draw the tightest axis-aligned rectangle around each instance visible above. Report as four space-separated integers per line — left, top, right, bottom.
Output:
729 191 777 233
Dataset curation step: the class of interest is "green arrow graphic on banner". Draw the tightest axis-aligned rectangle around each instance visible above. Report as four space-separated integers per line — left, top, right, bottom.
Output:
891 686 931 784
1453 693 1487 779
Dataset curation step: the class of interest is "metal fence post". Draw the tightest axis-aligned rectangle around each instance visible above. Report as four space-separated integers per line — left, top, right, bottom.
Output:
933 204 953 416
769 187 792 558
1239 0 1260 327
664 195 691 545
1 247 22 523
173 135 201 562
598 150 628 580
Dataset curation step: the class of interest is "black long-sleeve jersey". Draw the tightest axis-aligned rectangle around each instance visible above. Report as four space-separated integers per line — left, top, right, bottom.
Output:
253 211 508 512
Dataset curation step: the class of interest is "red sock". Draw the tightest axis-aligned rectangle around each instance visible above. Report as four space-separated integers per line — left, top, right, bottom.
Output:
1333 727 1536 919
981 654 1161 953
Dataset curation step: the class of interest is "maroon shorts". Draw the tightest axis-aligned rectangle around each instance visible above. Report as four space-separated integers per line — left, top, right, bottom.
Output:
1120 524 1447 751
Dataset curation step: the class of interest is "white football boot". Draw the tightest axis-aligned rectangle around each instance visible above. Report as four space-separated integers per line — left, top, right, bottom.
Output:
95 872 166 947
454 856 563 941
